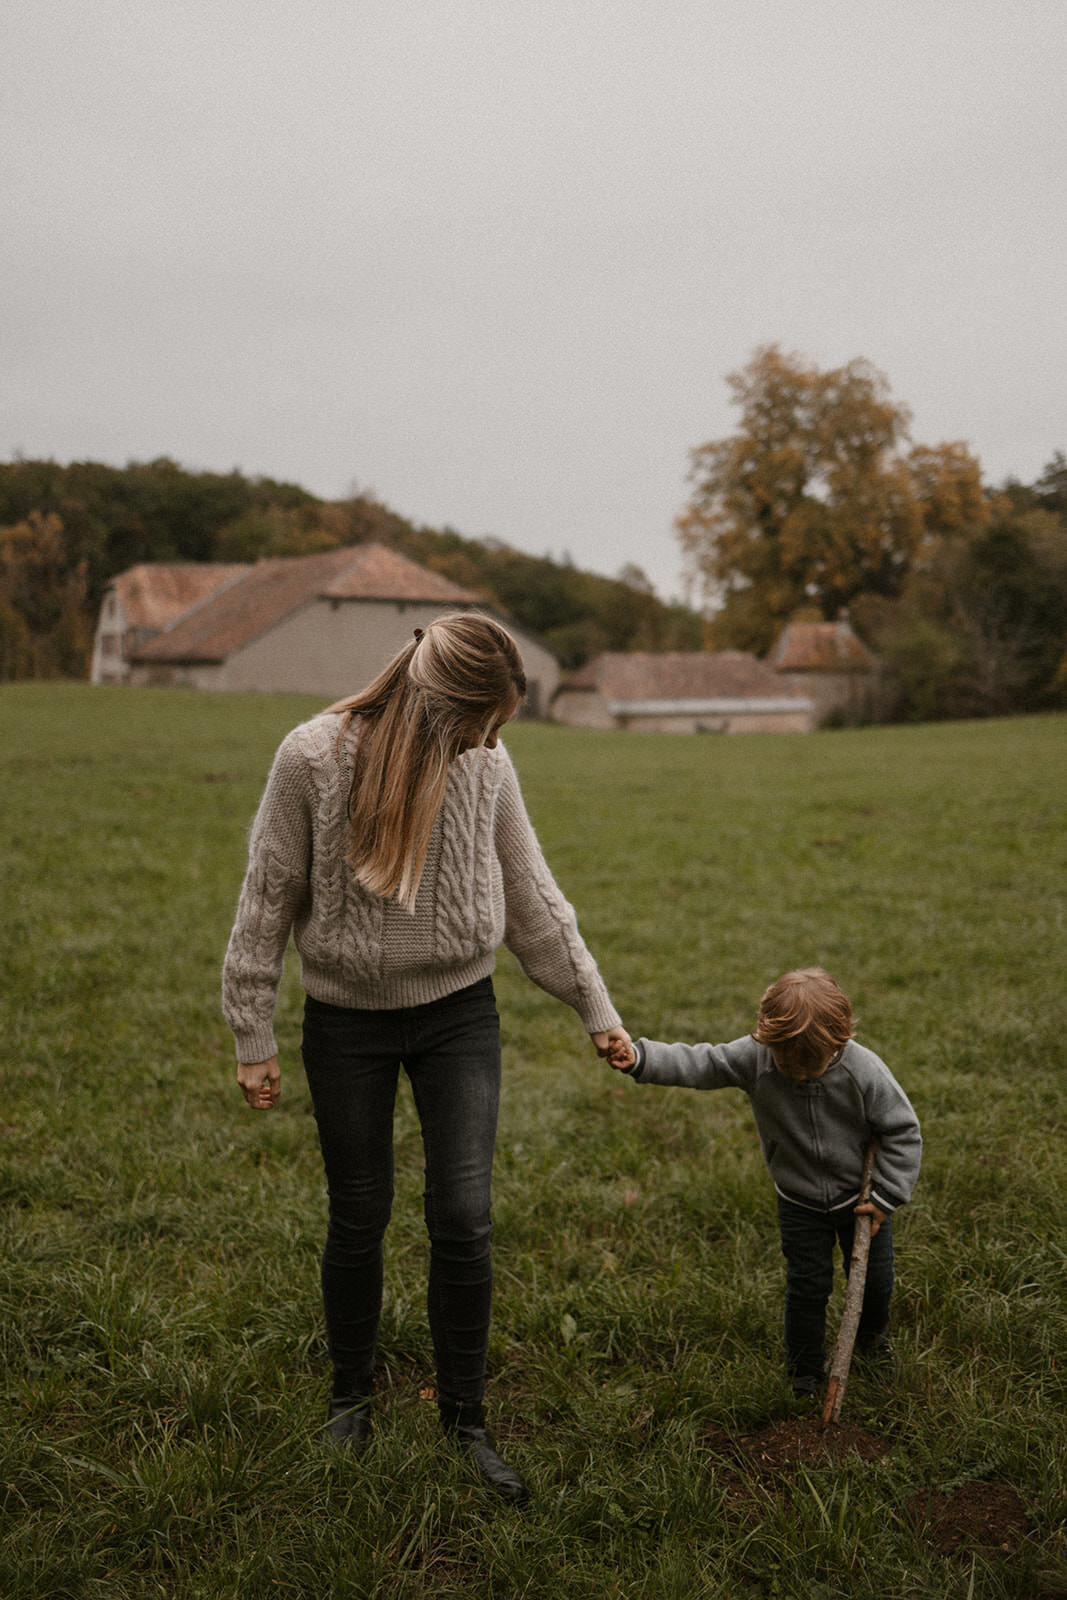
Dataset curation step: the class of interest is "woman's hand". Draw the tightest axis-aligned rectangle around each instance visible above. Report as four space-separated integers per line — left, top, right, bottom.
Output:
237 1057 281 1110
591 1026 633 1061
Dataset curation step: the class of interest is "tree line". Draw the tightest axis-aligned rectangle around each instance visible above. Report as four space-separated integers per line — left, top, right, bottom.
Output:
3 350 1064 721
677 345 1067 721
0 459 701 681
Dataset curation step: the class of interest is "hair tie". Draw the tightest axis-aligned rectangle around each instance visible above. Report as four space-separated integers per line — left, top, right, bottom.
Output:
413 627 424 642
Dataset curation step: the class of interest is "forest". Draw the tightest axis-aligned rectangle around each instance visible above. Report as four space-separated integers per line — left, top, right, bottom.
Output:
2 346 1064 721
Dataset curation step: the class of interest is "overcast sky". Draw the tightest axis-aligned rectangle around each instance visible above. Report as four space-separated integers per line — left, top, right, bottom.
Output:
3 2 1065 600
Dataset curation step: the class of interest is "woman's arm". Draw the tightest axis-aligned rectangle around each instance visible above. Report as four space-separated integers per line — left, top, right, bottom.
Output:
222 733 312 1067
494 751 622 1037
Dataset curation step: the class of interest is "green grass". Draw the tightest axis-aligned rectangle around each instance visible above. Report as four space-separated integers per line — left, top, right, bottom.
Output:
1 683 1065 1599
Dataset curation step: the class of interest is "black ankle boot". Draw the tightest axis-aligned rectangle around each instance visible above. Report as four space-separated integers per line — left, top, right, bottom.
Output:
440 1401 529 1505
316 1369 374 1451
315 1398 372 1450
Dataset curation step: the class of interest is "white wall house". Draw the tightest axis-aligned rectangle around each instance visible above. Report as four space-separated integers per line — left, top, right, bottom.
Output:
93 546 560 714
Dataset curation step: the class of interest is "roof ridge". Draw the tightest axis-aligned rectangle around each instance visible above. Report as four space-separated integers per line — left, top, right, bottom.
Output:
128 544 486 663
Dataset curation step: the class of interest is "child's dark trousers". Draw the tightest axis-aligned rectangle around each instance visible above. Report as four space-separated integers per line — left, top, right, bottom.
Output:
776 1194 895 1384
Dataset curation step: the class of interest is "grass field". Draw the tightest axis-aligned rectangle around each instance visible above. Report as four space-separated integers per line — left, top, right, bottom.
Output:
1 683 1065 1599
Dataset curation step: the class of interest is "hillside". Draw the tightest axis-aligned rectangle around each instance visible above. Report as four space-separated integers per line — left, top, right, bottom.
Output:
0 458 702 679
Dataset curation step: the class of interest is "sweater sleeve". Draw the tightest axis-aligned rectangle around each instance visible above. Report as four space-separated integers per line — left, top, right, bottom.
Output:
860 1059 923 1212
221 732 313 1064
495 750 621 1035
633 1034 761 1089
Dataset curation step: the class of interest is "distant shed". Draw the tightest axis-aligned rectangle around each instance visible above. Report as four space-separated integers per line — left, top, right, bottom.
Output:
550 651 815 734
769 617 880 724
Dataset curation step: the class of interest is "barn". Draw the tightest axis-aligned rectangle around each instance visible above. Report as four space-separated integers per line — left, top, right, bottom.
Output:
91 561 248 685
550 651 815 733
92 545 560 714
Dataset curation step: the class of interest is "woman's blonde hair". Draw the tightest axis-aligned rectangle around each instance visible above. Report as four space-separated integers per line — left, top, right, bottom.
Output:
752 967 854 1070
328 613 526 909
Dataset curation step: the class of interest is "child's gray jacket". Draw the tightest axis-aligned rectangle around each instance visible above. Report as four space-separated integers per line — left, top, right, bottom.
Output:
627 1036 921 1215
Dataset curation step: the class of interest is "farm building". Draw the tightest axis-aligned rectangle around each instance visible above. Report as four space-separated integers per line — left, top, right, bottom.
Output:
768 616 881 724
550 651 815 734
91 562 248 685
91 545 560 713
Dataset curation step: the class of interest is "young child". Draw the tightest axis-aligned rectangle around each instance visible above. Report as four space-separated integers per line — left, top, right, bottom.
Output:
608 968 922 1397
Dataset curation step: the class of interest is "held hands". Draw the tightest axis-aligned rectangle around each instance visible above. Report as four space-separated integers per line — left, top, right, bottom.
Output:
237 1056 281 1110
591 1027 637 1071
853 1200 888 1237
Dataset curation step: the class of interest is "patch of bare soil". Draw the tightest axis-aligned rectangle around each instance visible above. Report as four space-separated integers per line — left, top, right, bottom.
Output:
698 1421 1038 1564
906 1481 1032 1555
700 1417 890 1472
697 1417 890 1522
741 1417 891 1470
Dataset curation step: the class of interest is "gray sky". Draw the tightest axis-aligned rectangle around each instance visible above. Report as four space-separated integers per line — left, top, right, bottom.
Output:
4 2 1065 600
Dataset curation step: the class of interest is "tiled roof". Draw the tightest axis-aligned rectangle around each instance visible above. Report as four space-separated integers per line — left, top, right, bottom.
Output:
111 563 248 631
130 545 483 663
560 651 810 702
770 620 877 672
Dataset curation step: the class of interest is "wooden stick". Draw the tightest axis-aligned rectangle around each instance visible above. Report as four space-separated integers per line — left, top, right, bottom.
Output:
819 1140 878 1430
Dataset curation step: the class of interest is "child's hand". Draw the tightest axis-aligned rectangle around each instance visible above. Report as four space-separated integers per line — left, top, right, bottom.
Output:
605 1035 637 1071
853 1201 888 1238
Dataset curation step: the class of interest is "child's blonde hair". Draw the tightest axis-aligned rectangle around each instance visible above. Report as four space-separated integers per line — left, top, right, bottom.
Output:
328 613 526 910
753 967 854 1071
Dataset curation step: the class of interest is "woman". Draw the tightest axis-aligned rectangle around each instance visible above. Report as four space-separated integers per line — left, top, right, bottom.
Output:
222 613 629 1504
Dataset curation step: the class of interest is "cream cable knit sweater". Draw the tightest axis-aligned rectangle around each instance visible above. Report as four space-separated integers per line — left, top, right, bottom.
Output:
222 713 622 1063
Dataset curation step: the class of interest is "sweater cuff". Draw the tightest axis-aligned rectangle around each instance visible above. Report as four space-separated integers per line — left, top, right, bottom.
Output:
233 1023 279 1066
581 996 624 1034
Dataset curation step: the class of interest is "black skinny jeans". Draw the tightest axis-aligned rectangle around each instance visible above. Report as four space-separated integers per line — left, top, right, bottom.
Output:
777 1194 895 1382
301 977 502 1411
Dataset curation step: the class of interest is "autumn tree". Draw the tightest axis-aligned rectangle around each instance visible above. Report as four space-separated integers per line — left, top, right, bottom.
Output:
0 457 316 605
1034 451 1067 518
854 505 1067 720
213 503 345 560
677 345 990 652
0 512 92 679
1001 449 1067 523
